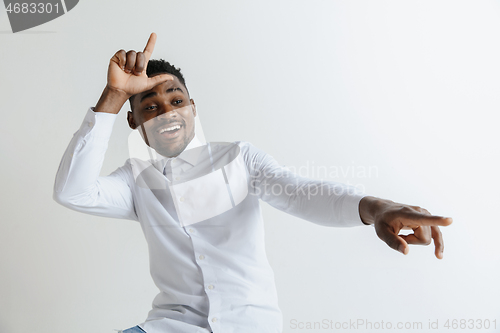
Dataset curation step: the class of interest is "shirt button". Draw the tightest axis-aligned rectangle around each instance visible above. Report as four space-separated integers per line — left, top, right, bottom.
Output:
179 197 185 202
198 255 205 260
207 285 214 290
175 176 181 181
88 121 93 127
212 317 217 323
189 228 194 233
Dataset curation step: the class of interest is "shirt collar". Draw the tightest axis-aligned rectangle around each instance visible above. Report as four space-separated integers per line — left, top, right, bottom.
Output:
154 135 204 173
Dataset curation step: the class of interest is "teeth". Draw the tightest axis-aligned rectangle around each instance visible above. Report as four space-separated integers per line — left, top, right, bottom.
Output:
159 125 181 134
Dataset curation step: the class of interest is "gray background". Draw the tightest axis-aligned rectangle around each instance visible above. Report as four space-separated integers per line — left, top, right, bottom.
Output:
0 1 499 332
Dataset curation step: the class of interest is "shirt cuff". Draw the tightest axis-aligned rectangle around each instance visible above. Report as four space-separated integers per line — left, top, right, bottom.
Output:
78 107 118 139
341 192 369 227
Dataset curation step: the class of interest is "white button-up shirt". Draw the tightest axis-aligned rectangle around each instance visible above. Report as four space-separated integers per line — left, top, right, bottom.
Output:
54 108 366 333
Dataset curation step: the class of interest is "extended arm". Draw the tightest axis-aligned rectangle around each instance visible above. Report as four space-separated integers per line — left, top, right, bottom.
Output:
245 143 366 227
245 143 452 258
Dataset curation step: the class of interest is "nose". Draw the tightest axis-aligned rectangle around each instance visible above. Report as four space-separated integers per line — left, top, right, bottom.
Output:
156 102 177 119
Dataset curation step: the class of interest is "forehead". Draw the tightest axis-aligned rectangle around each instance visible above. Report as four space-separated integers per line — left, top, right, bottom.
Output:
131 75 187 107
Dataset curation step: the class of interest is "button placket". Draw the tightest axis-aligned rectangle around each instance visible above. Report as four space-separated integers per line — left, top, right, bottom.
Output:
189 238 221 326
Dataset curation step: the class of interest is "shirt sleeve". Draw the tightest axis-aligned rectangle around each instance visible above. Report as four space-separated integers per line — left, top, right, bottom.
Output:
241 142 367 227
53 108 138 221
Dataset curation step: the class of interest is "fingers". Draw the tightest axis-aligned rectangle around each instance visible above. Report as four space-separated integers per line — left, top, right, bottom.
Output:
145 74 175 91
386 226 444 259
373 202 451 258
143 32 157 64
112 49 127 70
400 226 432 246
135 52 146 74
112 50 146 76
375 224 409 255
431 226 444 259
125 51 136 74
110 32 158 76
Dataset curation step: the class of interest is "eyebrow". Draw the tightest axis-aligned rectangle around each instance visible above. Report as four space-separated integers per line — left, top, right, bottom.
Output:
139 87 184 103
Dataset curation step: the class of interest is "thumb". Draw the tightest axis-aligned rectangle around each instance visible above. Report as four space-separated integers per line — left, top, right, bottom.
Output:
145 74 174 90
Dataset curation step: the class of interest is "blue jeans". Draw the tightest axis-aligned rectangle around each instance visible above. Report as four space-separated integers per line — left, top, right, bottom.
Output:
121 326 147 333
121 324 213 333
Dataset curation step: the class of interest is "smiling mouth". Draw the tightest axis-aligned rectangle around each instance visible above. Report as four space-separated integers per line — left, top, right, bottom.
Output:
156 124 183 139
159 125 181 134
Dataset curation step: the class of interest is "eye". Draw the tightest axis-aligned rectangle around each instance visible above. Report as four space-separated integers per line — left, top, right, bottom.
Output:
173 99 183 105
144 105 157 111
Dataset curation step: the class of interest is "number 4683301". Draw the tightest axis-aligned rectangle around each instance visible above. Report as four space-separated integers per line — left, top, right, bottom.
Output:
5 2 60 14
444 319 497 330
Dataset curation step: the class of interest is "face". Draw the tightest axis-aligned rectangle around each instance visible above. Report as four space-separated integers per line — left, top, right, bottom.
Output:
127 75 197 158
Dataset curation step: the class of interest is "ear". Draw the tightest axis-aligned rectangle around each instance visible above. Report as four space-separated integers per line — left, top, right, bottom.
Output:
127 111 138 129
190 99 197 117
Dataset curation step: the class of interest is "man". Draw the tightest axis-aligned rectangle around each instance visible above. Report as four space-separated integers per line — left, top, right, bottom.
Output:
53 33 452 333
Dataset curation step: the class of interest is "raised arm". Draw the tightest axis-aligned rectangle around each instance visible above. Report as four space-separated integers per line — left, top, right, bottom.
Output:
53 33 173 220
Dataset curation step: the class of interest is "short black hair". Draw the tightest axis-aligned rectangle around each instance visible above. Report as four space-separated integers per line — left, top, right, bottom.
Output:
147 59 187 88
129 59 188 110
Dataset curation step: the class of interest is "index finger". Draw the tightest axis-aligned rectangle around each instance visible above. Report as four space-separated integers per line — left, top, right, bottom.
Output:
399 212 453 227
143 32 157 63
